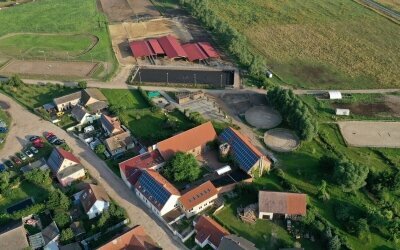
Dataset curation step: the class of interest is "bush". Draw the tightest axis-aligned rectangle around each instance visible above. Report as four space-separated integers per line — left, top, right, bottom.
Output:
163 152 201 182
47 189 71 211
60 228 74 245
24 169 52 186
54 212 70 229
328 235 341 250
95 144 106 155
333 159 369 192
77 81 87 89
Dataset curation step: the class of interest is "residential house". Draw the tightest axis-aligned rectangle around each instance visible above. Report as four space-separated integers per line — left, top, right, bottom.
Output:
71 105 98 125
258 191 307 220
119 149 165 189
154 121 217 160
80 184 110 219
41 221 60 250
134 169 180 216
47 148 85 187
218 235 257 250
98 225 160 250
219 127 271 176
193 215 229 249
104 131 135 157
53 88 108 113
53 92 81 111
80 88 108 113
100 114 123 136
179 181 218 218
20 158 49 174
0 220 29 250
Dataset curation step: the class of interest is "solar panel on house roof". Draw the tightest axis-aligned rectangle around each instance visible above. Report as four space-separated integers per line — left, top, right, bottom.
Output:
137 171 171 207
219 128 260 172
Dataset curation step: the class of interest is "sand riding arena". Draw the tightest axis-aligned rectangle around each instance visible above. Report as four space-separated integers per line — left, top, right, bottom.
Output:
264 128 300 152
245 106 282 129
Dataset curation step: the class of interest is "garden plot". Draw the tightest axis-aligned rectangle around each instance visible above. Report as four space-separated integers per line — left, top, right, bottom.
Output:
338 121 400 148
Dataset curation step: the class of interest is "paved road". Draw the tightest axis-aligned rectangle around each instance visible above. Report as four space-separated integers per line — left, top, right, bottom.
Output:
0 93 185 249
357 0 400 21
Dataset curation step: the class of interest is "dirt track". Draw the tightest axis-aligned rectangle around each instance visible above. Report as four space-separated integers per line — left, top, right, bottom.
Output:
339 121 400 148
0 60 98 77
0 93 185 249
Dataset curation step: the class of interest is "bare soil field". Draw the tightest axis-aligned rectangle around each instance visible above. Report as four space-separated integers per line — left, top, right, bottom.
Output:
332 95 400 118
220 93 267 115
245 106 282 129
264 128 300 152
98 0 160 22
339 121 400 148
0 59 98 77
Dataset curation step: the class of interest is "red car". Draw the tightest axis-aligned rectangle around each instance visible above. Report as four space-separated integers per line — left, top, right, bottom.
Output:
45 132 55 139
33 137 44 144
10 156 21 165
33 140 44 148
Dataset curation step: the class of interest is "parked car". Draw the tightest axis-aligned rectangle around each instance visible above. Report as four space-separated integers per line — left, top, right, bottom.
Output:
25 150 34 158
0 164 5 172
17 152 27 161
0 127 8 133
10 156 21 165
53 139 65 146
4 160 13 168
45 132 55 139
30 146 39 154
29 136 40 142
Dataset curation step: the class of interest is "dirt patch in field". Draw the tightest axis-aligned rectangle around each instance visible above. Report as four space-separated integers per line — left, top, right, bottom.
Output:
0 59 98 77
332 95 400 117
339 121 400 148
98 0 160 22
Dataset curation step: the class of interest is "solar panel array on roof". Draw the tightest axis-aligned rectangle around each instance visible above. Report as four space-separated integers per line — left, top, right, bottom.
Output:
136 171 171 209
219 128 260 172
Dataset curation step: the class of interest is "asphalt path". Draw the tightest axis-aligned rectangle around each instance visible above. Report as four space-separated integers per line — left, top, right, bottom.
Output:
358 0 400 21
0 93 185 249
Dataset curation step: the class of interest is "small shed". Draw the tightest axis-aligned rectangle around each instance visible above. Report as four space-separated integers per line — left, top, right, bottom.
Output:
216 165 232 175
328 91 342 100
336 108 350 116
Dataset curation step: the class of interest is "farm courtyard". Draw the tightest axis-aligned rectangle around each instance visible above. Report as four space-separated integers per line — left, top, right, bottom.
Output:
203 0 400 89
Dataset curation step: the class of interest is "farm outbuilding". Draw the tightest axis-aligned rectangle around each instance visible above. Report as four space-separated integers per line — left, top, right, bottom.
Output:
328 91 342 100
336 108 350 116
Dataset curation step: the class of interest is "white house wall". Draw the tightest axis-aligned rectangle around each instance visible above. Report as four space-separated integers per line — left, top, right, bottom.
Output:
88 200 110 219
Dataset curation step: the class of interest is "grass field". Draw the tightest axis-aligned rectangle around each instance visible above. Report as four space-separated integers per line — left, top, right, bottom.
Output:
0 0 117 79
198 0 400 89
101 89 195 145
376 0 400 12
0 83 79 109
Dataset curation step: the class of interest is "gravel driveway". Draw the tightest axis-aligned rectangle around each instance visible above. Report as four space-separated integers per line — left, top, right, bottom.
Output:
0 93 184 249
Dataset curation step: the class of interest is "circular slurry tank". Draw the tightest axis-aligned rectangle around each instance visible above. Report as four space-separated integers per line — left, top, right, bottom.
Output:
245 106 282 129
264 128 300 152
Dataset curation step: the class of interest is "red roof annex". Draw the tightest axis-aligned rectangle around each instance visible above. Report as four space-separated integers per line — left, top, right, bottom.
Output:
198 42 219 58
148 39 164 55
157 35 187 59
130 40 154 57
182 43 208 62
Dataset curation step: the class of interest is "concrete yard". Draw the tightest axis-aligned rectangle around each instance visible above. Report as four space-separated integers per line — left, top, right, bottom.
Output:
338 121 400 148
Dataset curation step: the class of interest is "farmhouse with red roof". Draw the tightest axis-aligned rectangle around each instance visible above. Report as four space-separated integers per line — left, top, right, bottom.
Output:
179 181 218 218
47 148 85 187
258 191 307 220
194 215 229 249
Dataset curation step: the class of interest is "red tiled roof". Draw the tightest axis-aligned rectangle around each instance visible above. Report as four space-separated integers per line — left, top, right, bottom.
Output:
195 216 229 248
156 121 217 160
157 35 187 59
198 42 219 58
259 191 307 216
98 225 160 250
130 40 154 57
147 39 164 55
57 148 80 164
179 181 218 210
119 150 165 179
182 43 208 62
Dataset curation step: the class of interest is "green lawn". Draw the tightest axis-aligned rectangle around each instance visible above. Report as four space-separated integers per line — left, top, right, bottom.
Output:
101 89 195 145
0 34 94 59
0 0 118 79
186 0 400 89
0 180 52 213
0 83 79 109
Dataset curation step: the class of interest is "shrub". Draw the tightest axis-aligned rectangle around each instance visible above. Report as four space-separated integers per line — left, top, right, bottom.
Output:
333 159 369 192
60 228 74 245
163 152 201 182
77 81 87 89
24 169 52 186
54 212 70 229
47 189 71 211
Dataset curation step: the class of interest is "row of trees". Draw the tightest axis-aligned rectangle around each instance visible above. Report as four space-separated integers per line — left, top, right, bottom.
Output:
178 0 266 79
267 87 317 141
